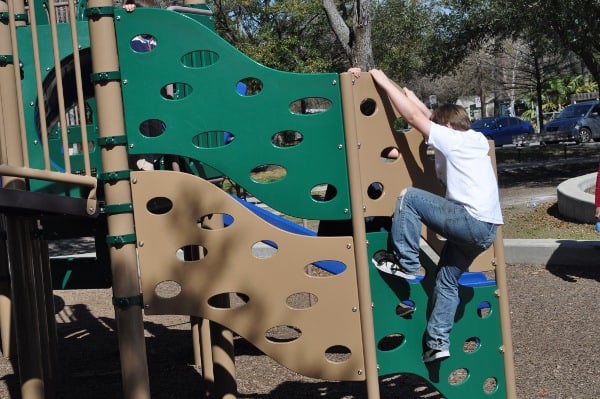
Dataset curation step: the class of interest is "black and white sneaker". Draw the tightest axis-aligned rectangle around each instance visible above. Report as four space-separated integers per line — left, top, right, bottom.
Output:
371 250 417 280
422 348 450 363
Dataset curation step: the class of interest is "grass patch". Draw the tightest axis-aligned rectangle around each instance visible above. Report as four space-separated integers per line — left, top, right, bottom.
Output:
502 200 597 240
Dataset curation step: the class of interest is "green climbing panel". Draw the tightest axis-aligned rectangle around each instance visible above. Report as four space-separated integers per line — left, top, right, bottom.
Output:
114 7 351 220
368 231 508 398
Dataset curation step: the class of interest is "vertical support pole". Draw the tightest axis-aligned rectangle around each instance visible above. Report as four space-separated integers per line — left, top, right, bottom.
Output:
491 234 517 399
340 76 380 398
1 1 53 398
86 2 150 398
488 146 517 399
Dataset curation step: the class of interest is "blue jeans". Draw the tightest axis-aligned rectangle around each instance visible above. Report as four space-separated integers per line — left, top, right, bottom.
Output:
391 187 497 351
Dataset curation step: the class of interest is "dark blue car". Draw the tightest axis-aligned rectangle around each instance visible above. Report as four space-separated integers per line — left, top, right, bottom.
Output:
471 116 535 147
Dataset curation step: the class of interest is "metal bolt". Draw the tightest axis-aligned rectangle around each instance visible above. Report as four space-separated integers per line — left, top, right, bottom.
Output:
346 243 352 249
338 144 343 150
352 306 357 312
122 79 128 85
343 208 349 214
331 79 337 86
138 241 144 247
30 101 34 106
129 143 135 148
131 178 137 184
357 369 363 375
33 140 38 145
494 289 500 298
116 15 121 21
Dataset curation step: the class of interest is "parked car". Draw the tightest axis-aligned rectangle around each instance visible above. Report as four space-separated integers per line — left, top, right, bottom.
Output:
471 116 535 146
541 100 600 144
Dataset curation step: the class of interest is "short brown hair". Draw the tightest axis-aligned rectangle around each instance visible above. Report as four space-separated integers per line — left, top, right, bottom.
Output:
430 104 471 131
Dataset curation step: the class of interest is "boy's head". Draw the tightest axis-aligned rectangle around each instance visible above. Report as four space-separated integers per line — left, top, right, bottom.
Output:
431 104 471 131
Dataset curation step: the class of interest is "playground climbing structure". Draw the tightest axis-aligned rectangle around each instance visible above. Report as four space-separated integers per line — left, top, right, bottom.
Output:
0 0 516 398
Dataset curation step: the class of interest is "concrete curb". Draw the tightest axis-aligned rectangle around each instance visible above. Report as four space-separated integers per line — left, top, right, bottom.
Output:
503 239 600 267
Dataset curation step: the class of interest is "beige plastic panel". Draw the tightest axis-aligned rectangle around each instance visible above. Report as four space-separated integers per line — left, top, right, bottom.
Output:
131 171 365 381
339 72 496 272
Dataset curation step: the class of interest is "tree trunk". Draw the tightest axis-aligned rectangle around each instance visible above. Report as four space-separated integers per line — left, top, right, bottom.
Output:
322 0 374 69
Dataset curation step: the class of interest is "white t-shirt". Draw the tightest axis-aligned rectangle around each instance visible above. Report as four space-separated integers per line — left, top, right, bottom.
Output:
427 123 503 225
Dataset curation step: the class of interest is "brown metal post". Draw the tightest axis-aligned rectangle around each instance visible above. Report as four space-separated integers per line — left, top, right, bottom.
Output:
1 1 52 398
86 1 151 398
340 74 380 398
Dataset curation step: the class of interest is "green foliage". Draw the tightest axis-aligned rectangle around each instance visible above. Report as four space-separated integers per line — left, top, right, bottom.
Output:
212 0 346 72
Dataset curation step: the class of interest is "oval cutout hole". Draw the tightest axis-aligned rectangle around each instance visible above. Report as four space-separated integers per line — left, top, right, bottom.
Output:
377 333 405 351
324 345 351 363
130 34 157 53
192 131 235 149
272 130 303 147
155 280 181 299
311 184 333 202
180 50 219 68
236 78 262 96
139 119 166 137
176 245 207 261
197 212 234 229
146 197 173 214
286 292 318 309
304 260 346 276
360 98 376 116
289 97 332 115
161 82 193 100
477 301 492 318
208 292 249 309
252 240 278 259
448 368 469 386
265 325 301 343
250 164 286 184
483 377 498 394
463 337 481 353
381 146 399 162
367 182 384 200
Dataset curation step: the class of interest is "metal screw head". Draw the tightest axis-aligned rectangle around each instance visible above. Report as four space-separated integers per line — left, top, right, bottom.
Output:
138 241 144 247
331 79 337 85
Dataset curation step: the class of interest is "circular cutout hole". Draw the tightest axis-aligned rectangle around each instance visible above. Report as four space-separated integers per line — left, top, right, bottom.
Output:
448 368 469 385
483 377 498 394
463 337 481 353
324 345 351 363
208 292 249 309
304 260 346 276
367 182 384 199
180 50 219 68
130 34 156 53
272 130 303 147
192 131 235 148
155 280 181 299
311 184 333 202
250 164 286 183
252 240 278 258
146 196 173 214
477 301 492 318
377 333 405 351
237 78 262 96
359 98 376 116
286 292 318 309
161 82 192 100
139 119 166 137
265 325 301 343
289 97 332 114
